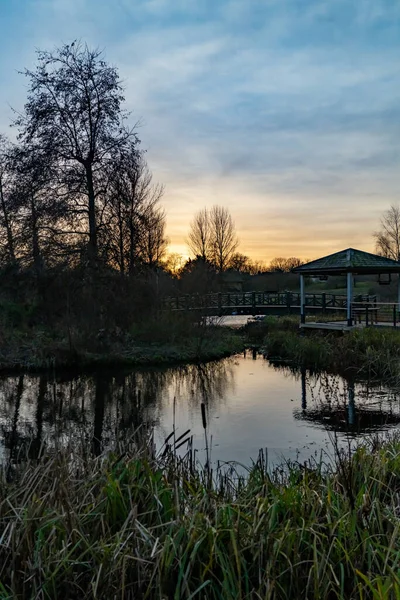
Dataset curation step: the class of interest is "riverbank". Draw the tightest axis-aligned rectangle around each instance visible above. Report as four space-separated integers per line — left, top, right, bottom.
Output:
0 316 244 372
1 435 400 599
244 316 400 381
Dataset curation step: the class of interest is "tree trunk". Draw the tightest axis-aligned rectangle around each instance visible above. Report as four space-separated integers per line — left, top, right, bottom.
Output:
117 201 125 274
85 164 97 267
30 192 43 277
0 178 16 264
128 217 136 275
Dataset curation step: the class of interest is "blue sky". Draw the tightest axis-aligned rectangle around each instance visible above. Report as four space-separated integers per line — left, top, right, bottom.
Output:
0 0 399 261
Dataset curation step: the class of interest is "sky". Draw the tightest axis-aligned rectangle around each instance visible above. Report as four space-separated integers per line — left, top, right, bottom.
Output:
0 0 399 263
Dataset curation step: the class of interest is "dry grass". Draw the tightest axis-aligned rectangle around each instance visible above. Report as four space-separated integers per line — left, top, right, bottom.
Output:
1 435 400 598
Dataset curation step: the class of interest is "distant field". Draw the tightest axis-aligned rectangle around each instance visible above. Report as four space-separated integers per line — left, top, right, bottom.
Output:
306 282 371 295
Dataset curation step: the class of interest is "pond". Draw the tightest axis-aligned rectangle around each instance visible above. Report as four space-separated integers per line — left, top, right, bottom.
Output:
1 352 400 469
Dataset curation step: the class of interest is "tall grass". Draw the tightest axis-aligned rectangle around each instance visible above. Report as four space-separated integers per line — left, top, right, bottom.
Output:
1 435 400 598
260 322 400 381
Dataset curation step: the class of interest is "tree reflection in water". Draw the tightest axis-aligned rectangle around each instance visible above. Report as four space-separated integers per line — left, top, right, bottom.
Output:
0 360 235 466
0 359 399 469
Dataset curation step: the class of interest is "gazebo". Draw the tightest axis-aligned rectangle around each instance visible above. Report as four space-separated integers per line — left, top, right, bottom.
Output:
293 248 400 328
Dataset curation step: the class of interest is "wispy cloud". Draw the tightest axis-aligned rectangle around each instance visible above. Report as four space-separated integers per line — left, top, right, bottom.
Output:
0 0 399 260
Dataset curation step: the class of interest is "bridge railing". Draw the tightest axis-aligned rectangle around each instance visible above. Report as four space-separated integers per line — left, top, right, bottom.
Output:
162 292 376 313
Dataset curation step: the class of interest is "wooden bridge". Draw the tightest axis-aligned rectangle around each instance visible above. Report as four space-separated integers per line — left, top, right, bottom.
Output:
162 291 375 317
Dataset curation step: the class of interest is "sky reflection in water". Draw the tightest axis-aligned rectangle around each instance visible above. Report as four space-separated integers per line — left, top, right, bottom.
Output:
1 353 400 468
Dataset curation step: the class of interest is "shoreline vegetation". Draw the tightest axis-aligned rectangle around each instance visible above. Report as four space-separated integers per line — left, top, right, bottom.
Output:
245 316 400 382
0 311 244 372
1 435 400 598
3 306 400 378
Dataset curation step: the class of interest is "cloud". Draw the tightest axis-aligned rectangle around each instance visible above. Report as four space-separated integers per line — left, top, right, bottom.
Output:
0 0 399 261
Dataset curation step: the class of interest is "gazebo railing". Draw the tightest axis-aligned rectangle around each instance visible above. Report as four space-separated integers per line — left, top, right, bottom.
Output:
352 301 400 327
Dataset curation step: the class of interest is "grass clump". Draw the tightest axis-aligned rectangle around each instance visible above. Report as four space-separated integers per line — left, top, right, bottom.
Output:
1 436 400 598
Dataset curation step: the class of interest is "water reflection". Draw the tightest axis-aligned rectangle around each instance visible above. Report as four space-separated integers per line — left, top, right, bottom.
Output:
294 370 400 434
0 362 235 464
0 356 399 468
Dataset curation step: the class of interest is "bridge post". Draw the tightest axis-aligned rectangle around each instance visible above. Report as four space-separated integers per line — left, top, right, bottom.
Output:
322 293 326 315
252 291 256 315
300 275 305 323
286 291 292 314
347 272 353 326
218 293 222 317
398 274 400 314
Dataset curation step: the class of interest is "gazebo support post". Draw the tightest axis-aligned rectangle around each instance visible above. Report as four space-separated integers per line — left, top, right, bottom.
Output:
398 274 400 315
347 272 353 326
300 274 305 324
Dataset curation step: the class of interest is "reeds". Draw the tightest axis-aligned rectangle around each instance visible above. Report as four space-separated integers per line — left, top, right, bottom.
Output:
262 325 400 381
1 435 400 598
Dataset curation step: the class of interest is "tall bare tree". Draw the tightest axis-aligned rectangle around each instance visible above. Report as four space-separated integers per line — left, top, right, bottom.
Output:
0 135 17 265
138 206 168 267
374 205 400 261
187 208 211 261
103 151 166 273
187 205 238 272
14 41 138 267
209 205 238 273
10 142 60 276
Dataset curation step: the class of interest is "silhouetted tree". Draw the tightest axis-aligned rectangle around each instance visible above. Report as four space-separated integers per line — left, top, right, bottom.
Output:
138 205 168 267
227 253 266 274
15 41 139 268
269 256 303 272
162 253 184 277
374 205 400 261
209 206 239 273
103 151 166 272
179 256 217 294
228 252 251 272
187 208 211 261
0 135 17 266
187 206 238 272
9 142 59 276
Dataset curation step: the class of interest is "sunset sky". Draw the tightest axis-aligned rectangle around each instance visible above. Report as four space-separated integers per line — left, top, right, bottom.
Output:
0 0 399 263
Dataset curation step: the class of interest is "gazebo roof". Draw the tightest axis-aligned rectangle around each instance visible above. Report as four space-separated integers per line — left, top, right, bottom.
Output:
293 248 400 275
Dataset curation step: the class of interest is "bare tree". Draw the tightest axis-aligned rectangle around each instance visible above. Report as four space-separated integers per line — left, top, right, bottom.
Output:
187 208 211 261
10 142 60 276
162 253 184 276
374 205 400 261
227 253 267 274
0 136 17 265
138 206 168 267
228 252 251 272
209 205 239 273
269 257 303 272
285 257 303 271
103 151 166 272
15 41 138 268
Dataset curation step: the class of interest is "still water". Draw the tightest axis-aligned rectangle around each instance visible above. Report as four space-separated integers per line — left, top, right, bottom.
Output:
1 353 400 468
